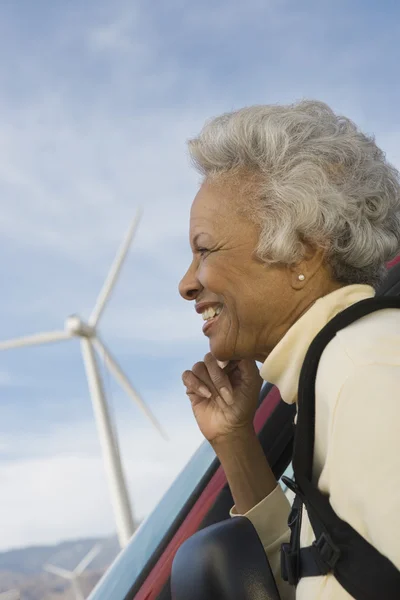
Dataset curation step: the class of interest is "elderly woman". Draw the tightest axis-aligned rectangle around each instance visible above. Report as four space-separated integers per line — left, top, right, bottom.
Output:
179 100 400 600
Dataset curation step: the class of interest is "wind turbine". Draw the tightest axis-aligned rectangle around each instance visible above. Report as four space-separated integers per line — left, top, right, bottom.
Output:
44 544 102 600
0 209 166 548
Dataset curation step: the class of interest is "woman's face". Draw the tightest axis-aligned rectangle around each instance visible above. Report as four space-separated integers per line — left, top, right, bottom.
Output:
179 179 305 362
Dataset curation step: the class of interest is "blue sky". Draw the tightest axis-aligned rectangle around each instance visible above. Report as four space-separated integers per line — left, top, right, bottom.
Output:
0 0 399 551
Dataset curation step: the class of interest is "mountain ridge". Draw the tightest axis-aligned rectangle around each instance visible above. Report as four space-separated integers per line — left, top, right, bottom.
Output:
0 536 121 599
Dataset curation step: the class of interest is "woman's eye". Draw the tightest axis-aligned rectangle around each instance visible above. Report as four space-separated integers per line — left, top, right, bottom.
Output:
197 247 210 256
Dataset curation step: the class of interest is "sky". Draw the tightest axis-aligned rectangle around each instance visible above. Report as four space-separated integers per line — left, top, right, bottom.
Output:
0 0 399 552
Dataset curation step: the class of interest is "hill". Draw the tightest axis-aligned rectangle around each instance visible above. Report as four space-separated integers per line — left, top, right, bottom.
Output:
0 536 120 599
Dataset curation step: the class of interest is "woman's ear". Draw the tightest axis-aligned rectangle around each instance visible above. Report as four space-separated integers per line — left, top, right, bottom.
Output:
287 245 327 290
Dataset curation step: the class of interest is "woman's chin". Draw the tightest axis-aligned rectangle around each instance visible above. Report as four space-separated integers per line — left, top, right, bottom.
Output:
208 339 232 362
208 337 243 362
209 337 256 362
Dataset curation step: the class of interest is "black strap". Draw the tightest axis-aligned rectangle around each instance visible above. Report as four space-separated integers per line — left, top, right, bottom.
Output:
295 296 400 480
281 297 400 600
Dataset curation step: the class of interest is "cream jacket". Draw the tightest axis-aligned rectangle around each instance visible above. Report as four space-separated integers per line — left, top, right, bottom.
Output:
232 285 400 599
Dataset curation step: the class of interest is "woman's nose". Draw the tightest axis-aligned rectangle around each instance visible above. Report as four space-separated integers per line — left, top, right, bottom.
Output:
179 265 202 301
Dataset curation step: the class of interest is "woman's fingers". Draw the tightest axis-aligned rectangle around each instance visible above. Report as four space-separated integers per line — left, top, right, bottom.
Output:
203 353 235 405
182 368 212 398
183 354 239 408
182 358 229 402
191 360 221 395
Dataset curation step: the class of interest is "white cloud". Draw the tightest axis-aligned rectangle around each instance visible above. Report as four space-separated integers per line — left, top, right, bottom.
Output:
1 0 399 554
0 94 205 347
0 99 199 257
1 0 398 338
0 396 205 551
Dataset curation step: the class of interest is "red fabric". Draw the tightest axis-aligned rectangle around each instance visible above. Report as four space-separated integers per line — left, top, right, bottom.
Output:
387 255 400 269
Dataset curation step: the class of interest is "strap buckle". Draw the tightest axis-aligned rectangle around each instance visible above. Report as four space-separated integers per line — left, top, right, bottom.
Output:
312 532 341 572
280 494 303 585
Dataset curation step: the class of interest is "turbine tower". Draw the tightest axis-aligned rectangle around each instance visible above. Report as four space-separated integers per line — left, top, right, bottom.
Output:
0 210 166 547
44 544 102 600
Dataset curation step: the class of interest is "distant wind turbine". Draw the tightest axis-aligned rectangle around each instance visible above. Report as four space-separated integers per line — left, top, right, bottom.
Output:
44 544 102 600
0 209 167 547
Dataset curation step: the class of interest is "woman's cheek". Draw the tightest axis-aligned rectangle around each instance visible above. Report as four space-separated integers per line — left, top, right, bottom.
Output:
198 265 217 290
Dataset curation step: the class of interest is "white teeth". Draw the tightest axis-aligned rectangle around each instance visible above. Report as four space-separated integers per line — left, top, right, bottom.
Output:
202 306 222 321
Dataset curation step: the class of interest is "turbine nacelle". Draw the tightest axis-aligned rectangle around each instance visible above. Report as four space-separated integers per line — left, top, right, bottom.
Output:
65 315 95 338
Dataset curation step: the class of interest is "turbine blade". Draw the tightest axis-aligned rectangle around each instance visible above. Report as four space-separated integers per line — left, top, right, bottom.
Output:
75 543 102 575
94 337 168 440
89 209 143 327
0 331 71 351
43 563 73 579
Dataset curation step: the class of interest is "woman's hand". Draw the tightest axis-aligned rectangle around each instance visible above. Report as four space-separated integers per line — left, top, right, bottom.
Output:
182 353 263 445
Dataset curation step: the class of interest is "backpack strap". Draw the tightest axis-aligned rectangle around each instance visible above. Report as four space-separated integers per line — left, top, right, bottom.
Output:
281 296 400 599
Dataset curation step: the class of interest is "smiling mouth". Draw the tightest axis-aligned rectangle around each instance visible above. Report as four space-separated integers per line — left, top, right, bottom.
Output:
201 305 223 334
201 305 223 321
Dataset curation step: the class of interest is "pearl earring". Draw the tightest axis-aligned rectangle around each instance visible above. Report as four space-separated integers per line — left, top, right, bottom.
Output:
298 274 305 281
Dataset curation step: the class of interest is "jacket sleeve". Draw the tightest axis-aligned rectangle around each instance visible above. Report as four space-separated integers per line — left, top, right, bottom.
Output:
230 483 295 600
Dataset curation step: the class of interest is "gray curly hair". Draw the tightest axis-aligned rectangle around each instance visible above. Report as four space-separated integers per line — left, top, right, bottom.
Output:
188 100 400 288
